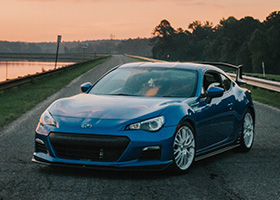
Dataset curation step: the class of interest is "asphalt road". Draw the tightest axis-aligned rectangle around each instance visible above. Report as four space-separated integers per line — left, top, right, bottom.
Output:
0 55 279 200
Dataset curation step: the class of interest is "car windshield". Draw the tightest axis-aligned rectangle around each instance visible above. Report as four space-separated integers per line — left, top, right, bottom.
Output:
90 67 198 98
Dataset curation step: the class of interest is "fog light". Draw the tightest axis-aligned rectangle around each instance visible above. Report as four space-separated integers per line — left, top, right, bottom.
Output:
35 138 44 144
140 146 161 160
143 146 160 151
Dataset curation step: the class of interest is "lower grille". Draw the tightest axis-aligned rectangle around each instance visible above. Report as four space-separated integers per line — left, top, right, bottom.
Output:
139 149 161 160
49 132 130 162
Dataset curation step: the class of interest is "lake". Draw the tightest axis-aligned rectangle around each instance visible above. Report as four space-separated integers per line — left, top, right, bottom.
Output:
0 61 75 82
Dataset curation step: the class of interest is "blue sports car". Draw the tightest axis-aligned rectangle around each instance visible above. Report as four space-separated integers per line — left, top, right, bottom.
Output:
32 62 255 172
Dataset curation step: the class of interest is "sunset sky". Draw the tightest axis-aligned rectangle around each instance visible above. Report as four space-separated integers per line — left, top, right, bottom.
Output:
0 0 279 42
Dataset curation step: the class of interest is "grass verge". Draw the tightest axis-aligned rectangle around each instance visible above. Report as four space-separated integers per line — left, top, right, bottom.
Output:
0 57 108 128
244 85 280 109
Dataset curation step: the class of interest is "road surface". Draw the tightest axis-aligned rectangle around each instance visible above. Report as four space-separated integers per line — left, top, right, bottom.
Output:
0 55 279 200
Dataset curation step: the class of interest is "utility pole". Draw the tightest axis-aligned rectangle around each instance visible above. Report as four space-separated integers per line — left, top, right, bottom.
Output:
82 42 88 61
6 60 8 80
55 35 62 69
262 62 265 77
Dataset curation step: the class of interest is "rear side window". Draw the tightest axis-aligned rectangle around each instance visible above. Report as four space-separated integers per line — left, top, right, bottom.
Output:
203 71 222 91
220 74 232 91
203 71 232 93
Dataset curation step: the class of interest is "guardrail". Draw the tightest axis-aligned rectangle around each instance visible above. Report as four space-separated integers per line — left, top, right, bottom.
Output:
0 56 108 91
227 73 280 93
126 54 280 93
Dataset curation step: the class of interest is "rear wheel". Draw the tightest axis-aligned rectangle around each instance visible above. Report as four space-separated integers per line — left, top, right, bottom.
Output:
172 122 196 172
239 110 254 152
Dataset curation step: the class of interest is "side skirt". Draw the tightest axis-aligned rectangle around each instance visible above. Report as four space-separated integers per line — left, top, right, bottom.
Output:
195 144 240 161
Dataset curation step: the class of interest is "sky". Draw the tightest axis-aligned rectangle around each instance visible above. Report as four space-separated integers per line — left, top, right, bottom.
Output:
0 0 279 42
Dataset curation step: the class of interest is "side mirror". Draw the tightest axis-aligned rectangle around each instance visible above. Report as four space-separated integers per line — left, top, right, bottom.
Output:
80 82 92 93
206 87 224 98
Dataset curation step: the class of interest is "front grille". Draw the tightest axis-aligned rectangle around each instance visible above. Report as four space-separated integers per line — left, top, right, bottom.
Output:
35 142 48 154
49 132 130 162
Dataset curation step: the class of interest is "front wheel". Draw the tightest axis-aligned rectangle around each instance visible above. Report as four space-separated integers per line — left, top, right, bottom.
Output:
238 110 254 152
172 123 196 173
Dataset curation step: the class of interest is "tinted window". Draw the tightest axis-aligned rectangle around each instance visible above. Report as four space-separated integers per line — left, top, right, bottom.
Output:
203 71 232 93
203 71 222 91
220 74 232 91
90 67 198 98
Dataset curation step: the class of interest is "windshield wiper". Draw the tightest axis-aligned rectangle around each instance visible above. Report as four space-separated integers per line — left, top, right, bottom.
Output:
161 95 185 98
108 93 139 96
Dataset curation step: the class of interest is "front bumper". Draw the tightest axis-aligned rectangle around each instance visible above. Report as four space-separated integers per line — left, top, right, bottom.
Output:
32 125 176 171
32 154 172 171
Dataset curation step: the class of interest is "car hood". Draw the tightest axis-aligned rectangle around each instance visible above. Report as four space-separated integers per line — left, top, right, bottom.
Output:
49 94 183 120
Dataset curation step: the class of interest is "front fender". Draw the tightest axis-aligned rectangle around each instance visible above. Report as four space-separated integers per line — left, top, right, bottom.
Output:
161 102 195 127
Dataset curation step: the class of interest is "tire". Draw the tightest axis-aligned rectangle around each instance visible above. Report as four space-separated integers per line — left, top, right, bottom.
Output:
172 122 196 173
238 110 254 152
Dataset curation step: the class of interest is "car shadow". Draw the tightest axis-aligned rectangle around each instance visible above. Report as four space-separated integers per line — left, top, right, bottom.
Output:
37 164 171 180
36 149 241 180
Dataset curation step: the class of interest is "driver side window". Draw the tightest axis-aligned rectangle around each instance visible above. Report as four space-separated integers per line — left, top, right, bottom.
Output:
202 71 232 95
203 71 222 92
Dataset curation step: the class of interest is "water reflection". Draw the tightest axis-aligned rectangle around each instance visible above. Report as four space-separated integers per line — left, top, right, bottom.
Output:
0 61 75 82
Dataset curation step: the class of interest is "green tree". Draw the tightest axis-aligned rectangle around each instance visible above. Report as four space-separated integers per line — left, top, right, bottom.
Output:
151 19 176 60
150 12 280 74
263 11 280 74
248 29 268 73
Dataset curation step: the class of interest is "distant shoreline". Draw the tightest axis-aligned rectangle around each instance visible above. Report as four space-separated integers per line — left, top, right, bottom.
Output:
0 53 108 62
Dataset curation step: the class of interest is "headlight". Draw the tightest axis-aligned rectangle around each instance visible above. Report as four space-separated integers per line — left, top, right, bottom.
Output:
40 110 58 127
127 116 165 132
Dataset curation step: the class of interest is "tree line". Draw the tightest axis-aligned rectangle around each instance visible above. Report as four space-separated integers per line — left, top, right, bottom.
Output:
0 38 152 57
150 11 280 74
1 11 279 74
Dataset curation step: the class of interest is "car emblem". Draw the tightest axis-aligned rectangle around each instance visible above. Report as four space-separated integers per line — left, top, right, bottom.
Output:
81 123 93 129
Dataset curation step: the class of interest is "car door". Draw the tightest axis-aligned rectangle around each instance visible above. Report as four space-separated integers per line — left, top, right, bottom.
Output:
194 71 235 151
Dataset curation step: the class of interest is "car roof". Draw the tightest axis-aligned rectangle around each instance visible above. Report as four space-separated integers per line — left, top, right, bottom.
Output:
118 62 224 73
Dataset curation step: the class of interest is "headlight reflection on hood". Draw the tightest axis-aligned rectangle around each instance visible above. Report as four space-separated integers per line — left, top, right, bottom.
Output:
127 116 165 132
40 110 58 127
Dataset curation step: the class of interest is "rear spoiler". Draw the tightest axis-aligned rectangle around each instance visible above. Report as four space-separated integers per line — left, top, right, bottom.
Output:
194 61 246 85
